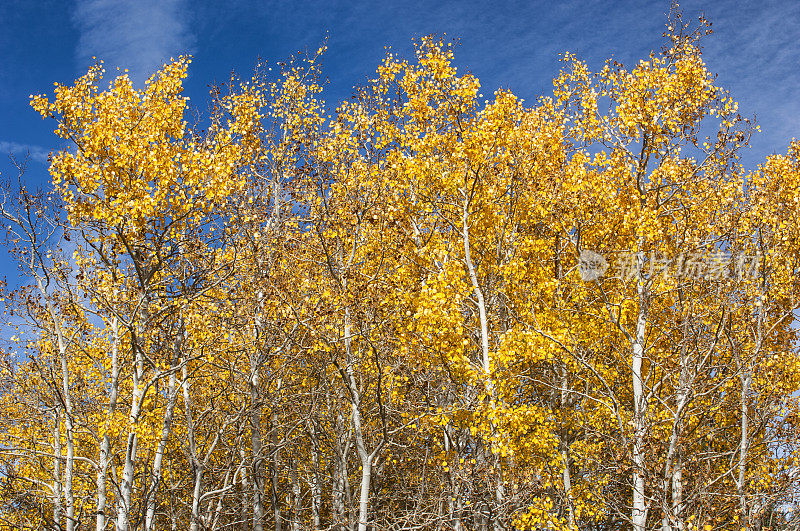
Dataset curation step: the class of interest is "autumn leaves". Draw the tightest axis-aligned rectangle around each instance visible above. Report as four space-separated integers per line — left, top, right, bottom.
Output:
2 15 799 531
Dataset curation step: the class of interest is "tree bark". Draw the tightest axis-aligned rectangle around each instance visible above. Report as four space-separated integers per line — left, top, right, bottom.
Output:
145 349 180 531
97 314 120 531
308 419 322 530
53 408 62 530
290 455 301 531
250 344 266 531
271 408 283 531
632 251 649 531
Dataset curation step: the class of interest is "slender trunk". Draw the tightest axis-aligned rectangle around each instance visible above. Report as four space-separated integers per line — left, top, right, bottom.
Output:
59 343 75 531
36 276 74 531
309 421 322 530
344 306 373 531
663 351 689 531
252 296 266 531
451 484 464 531
145 353 180 530
352 399 374 531
190 465 204 531
197 417 226 531
188 380 226 531
560 364 575 529
181 364 204 531
332 407 350 530
493 458 504 531
462 198 490 374
561 446 574 528
448 473 463 531
672 452 683 531
251 373 265 531
662 417 682 531
211 465 235 531
738 297 763 528
117 285 148 531
738 364 752 527
240 447 250 528
97 315 120 531
463 185 504 529
117 341 143 531
632 251 649 531
444 425 463 531
355 453 372 531
271 408 283 531
53 408 62 530
290 456 301 531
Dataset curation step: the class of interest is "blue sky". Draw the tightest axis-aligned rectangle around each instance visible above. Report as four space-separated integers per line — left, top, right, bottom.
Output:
1 0 799 277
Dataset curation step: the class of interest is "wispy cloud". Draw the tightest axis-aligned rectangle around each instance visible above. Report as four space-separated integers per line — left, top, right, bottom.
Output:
0 141 50 165
690 0 800 158
73 0 194 85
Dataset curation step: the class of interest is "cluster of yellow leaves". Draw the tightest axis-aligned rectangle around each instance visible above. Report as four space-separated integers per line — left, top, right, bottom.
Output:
3 14 800 531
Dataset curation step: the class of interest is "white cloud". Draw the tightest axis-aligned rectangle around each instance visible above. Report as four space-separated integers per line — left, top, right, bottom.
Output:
73 0 194 85
0 141 50 165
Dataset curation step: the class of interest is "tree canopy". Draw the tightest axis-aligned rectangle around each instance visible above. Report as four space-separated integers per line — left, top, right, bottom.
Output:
2 9 800 531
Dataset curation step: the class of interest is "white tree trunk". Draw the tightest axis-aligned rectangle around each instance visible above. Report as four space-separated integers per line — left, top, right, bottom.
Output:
144 355 179 530
560 364 575 529
97 314 120 531
271 408 283 531
632 251 649 531
309 420 322 530
251 365 266 531
344 306 373 531
462 199 490 374
331 406 351 530
662 340 690 531
58 337 75 531
738 364 752 526
252 287 266 531
116 342 143 531
290 456 301 531
672 452 683 531
190 465 204 531
444 425 464 531
240 447 251 527
36 276 75 531
738 297 763 527
462 180 504 529
352 396 373 531
53 408 62 530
